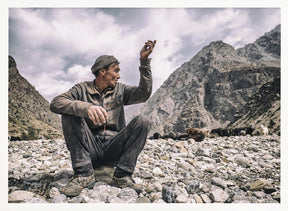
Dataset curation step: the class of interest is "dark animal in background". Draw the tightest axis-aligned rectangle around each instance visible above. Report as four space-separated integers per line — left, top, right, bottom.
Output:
186 128 205 142
211 127 254 137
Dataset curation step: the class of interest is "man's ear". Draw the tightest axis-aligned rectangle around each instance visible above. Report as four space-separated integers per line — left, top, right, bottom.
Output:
99 68 105 76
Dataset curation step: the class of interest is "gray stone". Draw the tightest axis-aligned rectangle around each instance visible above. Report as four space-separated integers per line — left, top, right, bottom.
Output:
272 193 280 203
51 194 67 203
49 187 61 198
89 185 121 202
210 188 230 202
196 148 211 157
235 157 251 168
263 184 277 194
8 190 34 202
162 185 176 203
118 188 138 203
175 194 189 203
211 177 226 189
259 161 273 168
186 180 201 194
200 193 212 203
135 197 151 203
24 197 48 203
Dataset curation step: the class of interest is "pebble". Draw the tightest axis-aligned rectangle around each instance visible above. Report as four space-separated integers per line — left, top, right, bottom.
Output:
8 135 280 203
186 180 201 194
51 194 66 203
8 190 34 202
211 177 226 189
118 188 138 203
162 185 176 203
210 188 229 202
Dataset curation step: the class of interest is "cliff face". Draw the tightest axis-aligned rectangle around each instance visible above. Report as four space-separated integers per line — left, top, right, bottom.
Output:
228 77 280 135
138 25 280 136
8 56 63 139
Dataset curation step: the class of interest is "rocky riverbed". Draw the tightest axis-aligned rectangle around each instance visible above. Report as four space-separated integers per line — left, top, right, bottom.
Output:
8 135 280 203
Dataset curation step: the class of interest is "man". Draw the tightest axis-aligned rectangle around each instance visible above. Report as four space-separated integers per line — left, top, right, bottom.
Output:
50 40 156 196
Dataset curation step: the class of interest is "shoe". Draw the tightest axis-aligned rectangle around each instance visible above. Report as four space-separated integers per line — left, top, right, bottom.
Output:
60 174 95 197
110 175 142 193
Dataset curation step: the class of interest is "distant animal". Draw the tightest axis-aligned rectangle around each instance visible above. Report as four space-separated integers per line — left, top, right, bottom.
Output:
211 127 254 137
153 132 161 139
200 128 210 137
9 136 21 141
210 128 228 137
186 128 205 142
259 125 269 136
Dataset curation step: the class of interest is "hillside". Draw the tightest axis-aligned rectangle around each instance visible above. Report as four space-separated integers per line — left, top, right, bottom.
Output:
8 56 63 140
228 77 280 135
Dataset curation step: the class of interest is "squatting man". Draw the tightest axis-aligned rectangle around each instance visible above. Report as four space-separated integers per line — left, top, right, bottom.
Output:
50 40 156 196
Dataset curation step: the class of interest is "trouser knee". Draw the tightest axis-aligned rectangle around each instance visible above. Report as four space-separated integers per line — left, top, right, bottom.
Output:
132 115 151 131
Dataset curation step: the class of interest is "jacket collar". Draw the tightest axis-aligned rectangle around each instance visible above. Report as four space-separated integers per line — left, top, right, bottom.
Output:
87 80 114 97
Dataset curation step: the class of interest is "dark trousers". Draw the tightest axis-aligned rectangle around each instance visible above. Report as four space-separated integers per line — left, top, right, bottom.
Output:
61 114 150 177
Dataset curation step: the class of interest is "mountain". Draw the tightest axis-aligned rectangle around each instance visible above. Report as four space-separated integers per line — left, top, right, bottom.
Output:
138 25 280 136
8 56 63 140
228 77 280 135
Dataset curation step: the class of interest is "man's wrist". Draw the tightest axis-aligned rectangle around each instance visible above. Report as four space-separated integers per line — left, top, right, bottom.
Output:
140 57 151 66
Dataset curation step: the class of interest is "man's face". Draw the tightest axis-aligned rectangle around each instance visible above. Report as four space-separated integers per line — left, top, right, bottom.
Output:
103 63 120 88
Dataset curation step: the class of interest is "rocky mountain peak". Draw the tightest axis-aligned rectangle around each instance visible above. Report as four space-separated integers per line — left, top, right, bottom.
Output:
189 40 251 74
9 55 17 68
138 25 280 136
237 24 280 60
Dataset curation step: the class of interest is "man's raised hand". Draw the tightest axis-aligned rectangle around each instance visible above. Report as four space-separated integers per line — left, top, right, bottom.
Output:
140 40 156 58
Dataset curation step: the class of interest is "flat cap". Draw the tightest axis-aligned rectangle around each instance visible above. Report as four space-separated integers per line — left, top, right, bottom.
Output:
91 55 119 74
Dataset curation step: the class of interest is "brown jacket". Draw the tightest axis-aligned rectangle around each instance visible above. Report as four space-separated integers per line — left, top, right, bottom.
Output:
50 58 152 138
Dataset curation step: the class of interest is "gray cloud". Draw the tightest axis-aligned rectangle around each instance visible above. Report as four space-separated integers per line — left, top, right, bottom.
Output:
9 8 280 102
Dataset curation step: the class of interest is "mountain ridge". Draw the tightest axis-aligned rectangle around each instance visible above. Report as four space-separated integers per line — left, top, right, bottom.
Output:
9 56 63 140
137 24 280 136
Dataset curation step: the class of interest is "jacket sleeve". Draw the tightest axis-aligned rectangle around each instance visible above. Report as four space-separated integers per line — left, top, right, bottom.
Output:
123 58 153 105
50 83 92 117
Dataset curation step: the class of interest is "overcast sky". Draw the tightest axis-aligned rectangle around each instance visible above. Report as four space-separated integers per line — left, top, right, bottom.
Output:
9 8 280 102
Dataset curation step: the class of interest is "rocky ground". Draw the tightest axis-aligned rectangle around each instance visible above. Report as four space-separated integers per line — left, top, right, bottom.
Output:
8 135 280 203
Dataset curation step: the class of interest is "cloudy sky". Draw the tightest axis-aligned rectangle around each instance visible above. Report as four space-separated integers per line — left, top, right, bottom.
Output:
9 7 280 102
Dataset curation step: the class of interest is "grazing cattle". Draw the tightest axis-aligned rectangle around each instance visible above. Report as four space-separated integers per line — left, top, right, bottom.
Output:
200 128 211 137
153 132 161 139
211 127 254 137
186 128 205 142
9 136 21 141
178 133 189 140
259 125 269 136
210 128 228 137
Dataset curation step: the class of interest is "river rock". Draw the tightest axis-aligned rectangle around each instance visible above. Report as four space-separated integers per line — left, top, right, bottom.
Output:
8 190 34 202
210 188 230 202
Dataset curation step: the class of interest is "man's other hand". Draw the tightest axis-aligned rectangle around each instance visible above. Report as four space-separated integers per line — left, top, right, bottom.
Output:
87 105 108 125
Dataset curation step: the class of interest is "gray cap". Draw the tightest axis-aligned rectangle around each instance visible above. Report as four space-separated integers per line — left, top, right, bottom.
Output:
91 55 119 74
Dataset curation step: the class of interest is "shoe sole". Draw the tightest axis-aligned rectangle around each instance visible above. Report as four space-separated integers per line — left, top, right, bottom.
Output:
62 181 96 197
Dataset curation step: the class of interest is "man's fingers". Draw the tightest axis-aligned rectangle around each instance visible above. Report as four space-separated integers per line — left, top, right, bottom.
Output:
89 109 101 125
145 40 156 50
98 106 108 120
96 108 107 124
140 39 156 58
88 110 99 125
87 106 108 125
